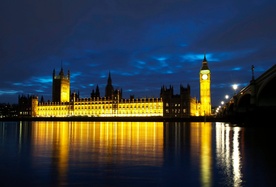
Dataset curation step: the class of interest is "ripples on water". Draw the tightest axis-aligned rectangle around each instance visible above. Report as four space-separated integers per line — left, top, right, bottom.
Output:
0 121 275 187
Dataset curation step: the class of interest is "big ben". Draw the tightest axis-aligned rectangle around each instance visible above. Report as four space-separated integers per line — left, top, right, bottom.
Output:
199 54 211 116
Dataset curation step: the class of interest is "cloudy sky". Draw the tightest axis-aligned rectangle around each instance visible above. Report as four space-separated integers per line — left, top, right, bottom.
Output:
0 0 275 106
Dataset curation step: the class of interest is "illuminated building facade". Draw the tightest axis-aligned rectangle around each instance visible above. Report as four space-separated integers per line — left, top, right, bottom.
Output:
35 97 163 117
199 54 212 116
21 71 163 117
18 55 211 117
52 68 70 103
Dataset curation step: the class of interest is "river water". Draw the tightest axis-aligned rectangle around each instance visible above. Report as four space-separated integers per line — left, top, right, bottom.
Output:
0 121 275 187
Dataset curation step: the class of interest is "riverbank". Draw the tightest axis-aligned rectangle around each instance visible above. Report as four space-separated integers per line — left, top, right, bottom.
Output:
0 116 222 122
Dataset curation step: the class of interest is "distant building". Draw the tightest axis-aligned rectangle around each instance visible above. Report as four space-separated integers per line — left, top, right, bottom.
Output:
18 94 37 117
18 55 212 118
0 103 18 118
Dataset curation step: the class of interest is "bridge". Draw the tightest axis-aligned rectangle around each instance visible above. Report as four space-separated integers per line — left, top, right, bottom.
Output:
216 64 276 124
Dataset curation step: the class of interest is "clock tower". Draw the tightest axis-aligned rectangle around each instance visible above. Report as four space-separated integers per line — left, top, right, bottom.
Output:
199 54 211 116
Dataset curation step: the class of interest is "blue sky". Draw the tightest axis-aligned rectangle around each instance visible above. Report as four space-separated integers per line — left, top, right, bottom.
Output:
0 0 275 106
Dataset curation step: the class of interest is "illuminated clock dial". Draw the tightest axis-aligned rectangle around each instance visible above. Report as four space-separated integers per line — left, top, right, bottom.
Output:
202 74 208 80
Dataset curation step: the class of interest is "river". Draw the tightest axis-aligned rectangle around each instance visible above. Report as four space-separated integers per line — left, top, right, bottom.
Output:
0 121 275 187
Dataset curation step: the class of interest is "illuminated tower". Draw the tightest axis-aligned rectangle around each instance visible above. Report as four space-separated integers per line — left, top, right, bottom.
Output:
199 54 211 116
52 67 70 103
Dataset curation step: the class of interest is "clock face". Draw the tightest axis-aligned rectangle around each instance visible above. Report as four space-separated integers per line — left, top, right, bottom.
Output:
202 74 208 80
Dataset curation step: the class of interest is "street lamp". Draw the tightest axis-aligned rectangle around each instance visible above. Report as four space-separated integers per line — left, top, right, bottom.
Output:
225 95 229 99
232 84 238 95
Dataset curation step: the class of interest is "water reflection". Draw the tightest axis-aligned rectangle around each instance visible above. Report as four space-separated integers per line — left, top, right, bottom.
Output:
0 121 250 186
31 121 164 185
200 122 212 187
215 122 244 187
163 122 212 187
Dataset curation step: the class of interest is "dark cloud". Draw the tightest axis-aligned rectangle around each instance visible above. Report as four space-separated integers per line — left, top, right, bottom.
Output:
0 0 275 106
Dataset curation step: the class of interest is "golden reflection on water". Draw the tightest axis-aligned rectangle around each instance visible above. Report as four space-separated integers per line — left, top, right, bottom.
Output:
32 121 69 185
0 121 247 186
190 122 212 187
200 122 212 187
31 121 164 182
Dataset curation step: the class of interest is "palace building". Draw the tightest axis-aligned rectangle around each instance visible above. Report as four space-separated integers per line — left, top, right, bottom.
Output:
18 55 212 118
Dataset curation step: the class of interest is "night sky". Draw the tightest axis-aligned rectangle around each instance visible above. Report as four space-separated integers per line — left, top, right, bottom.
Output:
0 0 275 106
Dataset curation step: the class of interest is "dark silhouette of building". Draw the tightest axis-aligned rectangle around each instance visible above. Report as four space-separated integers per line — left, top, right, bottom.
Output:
0 103 18 118
18 94 37 117
91 85 100 98
105 72 122 100
160 84 195 117
105 71 114 99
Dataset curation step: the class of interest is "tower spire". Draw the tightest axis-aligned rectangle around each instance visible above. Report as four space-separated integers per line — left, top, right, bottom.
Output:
203 53 207 62
201 53 209 70
108 71 112 84
105 71 114 99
